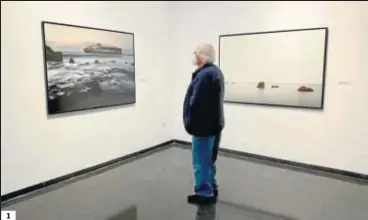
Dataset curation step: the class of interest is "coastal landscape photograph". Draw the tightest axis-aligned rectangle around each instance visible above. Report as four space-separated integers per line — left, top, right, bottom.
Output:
42 22 135 114
220 28 327 109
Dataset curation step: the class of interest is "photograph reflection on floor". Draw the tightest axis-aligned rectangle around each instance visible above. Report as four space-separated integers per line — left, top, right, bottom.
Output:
216 201 297 220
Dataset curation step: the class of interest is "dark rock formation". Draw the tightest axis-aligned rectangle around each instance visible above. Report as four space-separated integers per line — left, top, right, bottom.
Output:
69 58 75 64
271 85 279 88
45 45 63 62
94 60 100 64
257 81 265 89
110 60 116 63
86 80 103 96
298 86 314 92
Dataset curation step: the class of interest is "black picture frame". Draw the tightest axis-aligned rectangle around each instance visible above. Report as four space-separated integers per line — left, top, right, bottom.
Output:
219 27 328 109
41 21 136 115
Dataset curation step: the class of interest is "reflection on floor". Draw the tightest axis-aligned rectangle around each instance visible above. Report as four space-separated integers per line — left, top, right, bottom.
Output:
1 145 368 220
107 205 137 220
217 201 295 220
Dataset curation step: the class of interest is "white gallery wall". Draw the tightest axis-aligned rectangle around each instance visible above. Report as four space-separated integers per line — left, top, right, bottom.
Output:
170 1 368 174
1 1 171 195
363 3 368 111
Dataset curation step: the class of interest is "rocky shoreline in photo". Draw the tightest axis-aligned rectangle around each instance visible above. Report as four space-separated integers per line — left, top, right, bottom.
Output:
45 47 135 114
45 45 63 62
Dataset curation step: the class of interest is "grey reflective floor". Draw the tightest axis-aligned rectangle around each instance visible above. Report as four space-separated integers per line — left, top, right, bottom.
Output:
2 145 368 220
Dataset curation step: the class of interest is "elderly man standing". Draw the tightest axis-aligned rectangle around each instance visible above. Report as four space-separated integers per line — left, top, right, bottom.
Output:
183 43 225 205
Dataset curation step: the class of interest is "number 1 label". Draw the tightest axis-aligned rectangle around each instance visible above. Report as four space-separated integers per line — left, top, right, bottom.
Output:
1 211 16 220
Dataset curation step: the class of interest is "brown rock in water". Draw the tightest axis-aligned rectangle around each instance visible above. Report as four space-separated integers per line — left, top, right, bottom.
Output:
69 57 75 64
45 45 63 62
257 81 265 89
298 86 314 92
86 80 103 96
271 85 279 88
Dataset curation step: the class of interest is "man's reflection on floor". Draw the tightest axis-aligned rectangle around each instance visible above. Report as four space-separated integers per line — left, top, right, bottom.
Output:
196 204 216 220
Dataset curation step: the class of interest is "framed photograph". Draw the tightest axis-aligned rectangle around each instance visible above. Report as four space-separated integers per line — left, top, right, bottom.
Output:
42 21 135 115
219 27 328 109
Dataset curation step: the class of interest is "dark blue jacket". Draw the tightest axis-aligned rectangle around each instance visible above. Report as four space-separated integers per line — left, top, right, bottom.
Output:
183 63 225 137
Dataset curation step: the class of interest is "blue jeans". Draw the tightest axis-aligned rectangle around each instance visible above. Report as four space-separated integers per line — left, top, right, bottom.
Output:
192 134 221 197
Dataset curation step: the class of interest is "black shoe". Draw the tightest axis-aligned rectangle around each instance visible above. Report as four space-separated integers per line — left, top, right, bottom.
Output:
194 187 218 198
214 189 218 198
187 194 216 205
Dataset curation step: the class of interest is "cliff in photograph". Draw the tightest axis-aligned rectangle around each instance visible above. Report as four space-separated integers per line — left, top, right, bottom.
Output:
45 45 63 62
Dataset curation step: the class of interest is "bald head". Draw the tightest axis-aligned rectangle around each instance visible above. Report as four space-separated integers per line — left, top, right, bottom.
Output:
193 43 216 67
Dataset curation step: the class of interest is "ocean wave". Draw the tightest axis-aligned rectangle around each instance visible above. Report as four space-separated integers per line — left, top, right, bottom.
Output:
46 59 134 100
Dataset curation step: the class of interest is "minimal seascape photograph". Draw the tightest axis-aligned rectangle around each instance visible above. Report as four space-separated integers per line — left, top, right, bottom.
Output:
42 22 135 115
219 28 328 109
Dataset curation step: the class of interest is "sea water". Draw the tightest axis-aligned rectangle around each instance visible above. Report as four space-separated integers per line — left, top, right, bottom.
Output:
46 53 135 113
225 82 323 108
